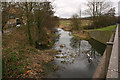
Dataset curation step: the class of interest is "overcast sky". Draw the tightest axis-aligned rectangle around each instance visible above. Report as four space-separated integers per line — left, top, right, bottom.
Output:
51 0 120 18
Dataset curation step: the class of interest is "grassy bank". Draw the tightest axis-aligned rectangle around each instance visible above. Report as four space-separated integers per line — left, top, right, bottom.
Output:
2 25 58 78
96 25 116 31
84 25 115 44
85 25 116 32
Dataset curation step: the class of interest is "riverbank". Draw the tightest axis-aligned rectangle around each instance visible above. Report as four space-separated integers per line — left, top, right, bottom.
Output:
2 25 59 78
59 20 90 40
59 20 115 44
85 25 116 32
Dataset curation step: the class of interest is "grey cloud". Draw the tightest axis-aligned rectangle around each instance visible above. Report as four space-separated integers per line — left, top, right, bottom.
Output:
53 0 120 18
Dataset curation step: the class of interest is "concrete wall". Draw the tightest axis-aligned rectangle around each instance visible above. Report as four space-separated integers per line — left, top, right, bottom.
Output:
88 31 113 44
106 25 119 78
93 33 114 78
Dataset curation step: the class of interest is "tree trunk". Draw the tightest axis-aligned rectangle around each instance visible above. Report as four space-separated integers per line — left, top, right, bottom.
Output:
27 13 32 44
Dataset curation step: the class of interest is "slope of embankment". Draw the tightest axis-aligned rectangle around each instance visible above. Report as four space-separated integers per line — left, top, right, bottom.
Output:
2 25 58 78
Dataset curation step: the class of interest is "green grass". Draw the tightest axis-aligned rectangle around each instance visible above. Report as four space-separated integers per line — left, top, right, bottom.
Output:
85 25 116 32
96 25 116 31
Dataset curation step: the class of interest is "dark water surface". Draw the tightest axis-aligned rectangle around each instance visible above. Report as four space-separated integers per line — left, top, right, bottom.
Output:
46 28 106 78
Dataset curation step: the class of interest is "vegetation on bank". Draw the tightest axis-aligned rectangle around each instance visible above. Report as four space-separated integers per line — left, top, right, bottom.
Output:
2 1 59 46
95 25 116 31
2 1 59 78
85 25 116 32
2 25 59 78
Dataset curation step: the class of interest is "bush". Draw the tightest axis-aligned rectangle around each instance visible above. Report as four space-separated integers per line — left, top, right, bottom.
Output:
71 14 81 30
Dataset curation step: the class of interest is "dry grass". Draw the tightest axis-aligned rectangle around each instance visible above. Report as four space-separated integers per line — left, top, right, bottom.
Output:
59 19 92 31
58 20 91 39
2 25 58 78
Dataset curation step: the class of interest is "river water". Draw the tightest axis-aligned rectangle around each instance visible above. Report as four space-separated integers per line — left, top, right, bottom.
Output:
46 28 106 78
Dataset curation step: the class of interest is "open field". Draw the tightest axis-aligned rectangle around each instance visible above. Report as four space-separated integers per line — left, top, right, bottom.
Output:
59 20 71 26
59 19 92 31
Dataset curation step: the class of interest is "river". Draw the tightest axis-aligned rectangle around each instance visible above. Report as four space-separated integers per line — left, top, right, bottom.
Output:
46 28 106 78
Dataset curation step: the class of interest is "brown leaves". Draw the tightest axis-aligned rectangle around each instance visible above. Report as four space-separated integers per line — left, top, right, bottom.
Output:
40 54 54 63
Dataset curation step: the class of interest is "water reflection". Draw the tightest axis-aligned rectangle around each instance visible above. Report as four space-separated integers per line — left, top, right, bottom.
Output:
70 36 102 64
88 38 106 55
85 48 99 63
47 28 105 78
70 37 81 54
70 37 81 49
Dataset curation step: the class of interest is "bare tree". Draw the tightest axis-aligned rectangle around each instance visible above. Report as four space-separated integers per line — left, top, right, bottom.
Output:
85 0 116 28
17 1 37 44
34 1 59 48
79 7 82 30
71 14 80 30
85 0 112 18
71 7 82 31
